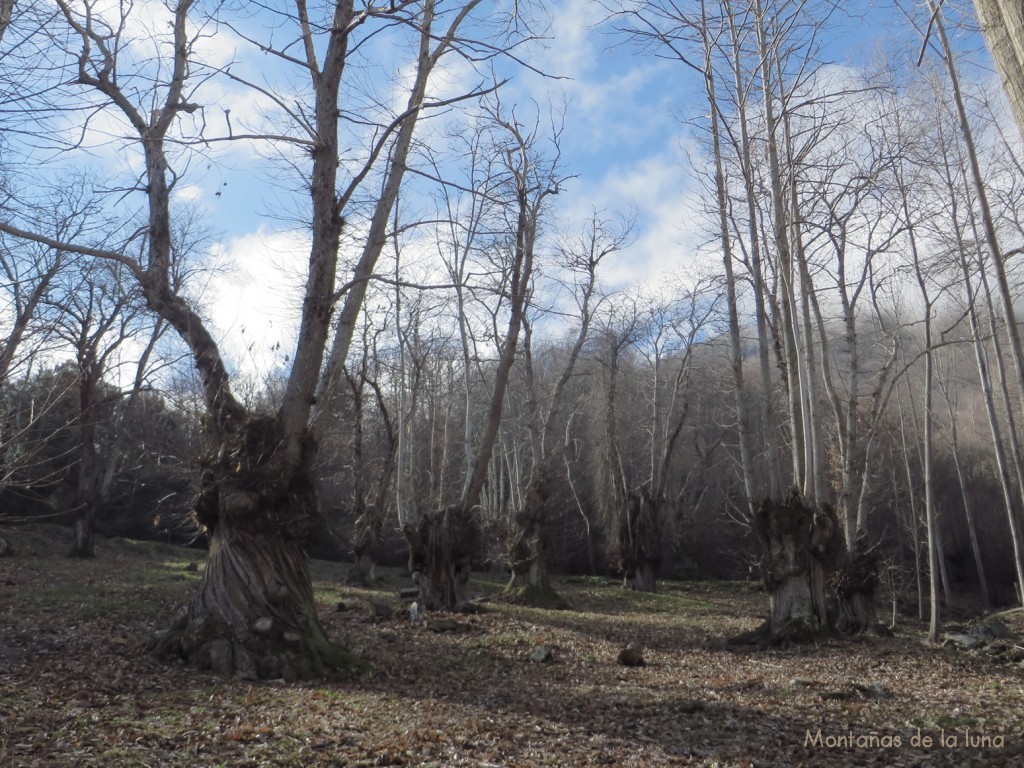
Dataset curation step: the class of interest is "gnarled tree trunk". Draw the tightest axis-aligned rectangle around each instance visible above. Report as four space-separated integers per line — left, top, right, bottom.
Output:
346 506 382 587
831 537 880 633
748 493 840 642
152 416 358 679
619 489 661 593
405 505 478 611
506 473 567 608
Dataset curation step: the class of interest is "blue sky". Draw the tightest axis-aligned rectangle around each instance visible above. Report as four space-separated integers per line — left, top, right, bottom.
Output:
2 0 997 378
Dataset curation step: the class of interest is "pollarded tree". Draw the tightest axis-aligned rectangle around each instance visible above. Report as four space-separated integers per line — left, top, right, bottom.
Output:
505 211 623 605
405 98 564 611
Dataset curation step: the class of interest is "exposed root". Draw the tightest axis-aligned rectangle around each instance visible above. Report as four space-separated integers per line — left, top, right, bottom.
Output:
149 610 366 681
502 583 570 610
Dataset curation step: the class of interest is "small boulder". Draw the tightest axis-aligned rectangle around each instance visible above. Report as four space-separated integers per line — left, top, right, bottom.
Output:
617 642 645 667
530 645 553 664
379 629 398 643
851 682 891 699
984 618 1014 640
944 632 982 649
367 602 394 620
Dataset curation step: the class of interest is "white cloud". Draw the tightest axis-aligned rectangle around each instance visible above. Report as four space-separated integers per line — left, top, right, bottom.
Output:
203 227 312 378
173 185 204 202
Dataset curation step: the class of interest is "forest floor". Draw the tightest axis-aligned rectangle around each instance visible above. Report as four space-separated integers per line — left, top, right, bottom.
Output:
2 525 1024 767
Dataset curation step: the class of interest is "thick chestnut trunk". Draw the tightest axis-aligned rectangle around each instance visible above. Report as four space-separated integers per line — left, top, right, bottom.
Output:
506 478 568 608
619 490 661 593
405 506 477 611
831 540 880 633
755 493 840 640
152 417 359 679
346 551 378 587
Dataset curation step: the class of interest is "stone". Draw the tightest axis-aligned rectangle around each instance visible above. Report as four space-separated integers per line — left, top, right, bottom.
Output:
0 537 12 557
530 645 553 663
367 602 394 620
428 617 463 633
944 632 982 649
251 617 274 635
984 618 1014 640
617 642 645 667
379 629 398 643
851 682 891 699
282 630 303 645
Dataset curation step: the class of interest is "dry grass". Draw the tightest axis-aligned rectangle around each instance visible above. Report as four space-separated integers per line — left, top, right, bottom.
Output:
2 524 1023 767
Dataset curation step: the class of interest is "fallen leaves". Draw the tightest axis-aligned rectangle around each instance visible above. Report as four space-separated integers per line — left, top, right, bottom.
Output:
3 525 1024 766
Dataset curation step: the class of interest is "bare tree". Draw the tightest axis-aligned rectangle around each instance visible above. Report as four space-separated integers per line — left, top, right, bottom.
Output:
48 257 155 557
0 0 14 45
505 212 622 604
405 99 562 611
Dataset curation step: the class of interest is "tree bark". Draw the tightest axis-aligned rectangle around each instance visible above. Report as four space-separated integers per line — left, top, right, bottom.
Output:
750 493 840 641
153 415 358 678
404 505 477 611
619 489 661 593
69 365 99 558
831 538 879 633
973 0 1024 138
506 471 567 607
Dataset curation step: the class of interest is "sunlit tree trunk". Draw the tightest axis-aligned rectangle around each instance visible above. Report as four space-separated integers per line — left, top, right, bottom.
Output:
973 0 1024 136
903 194 941 642
506 214 613 605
